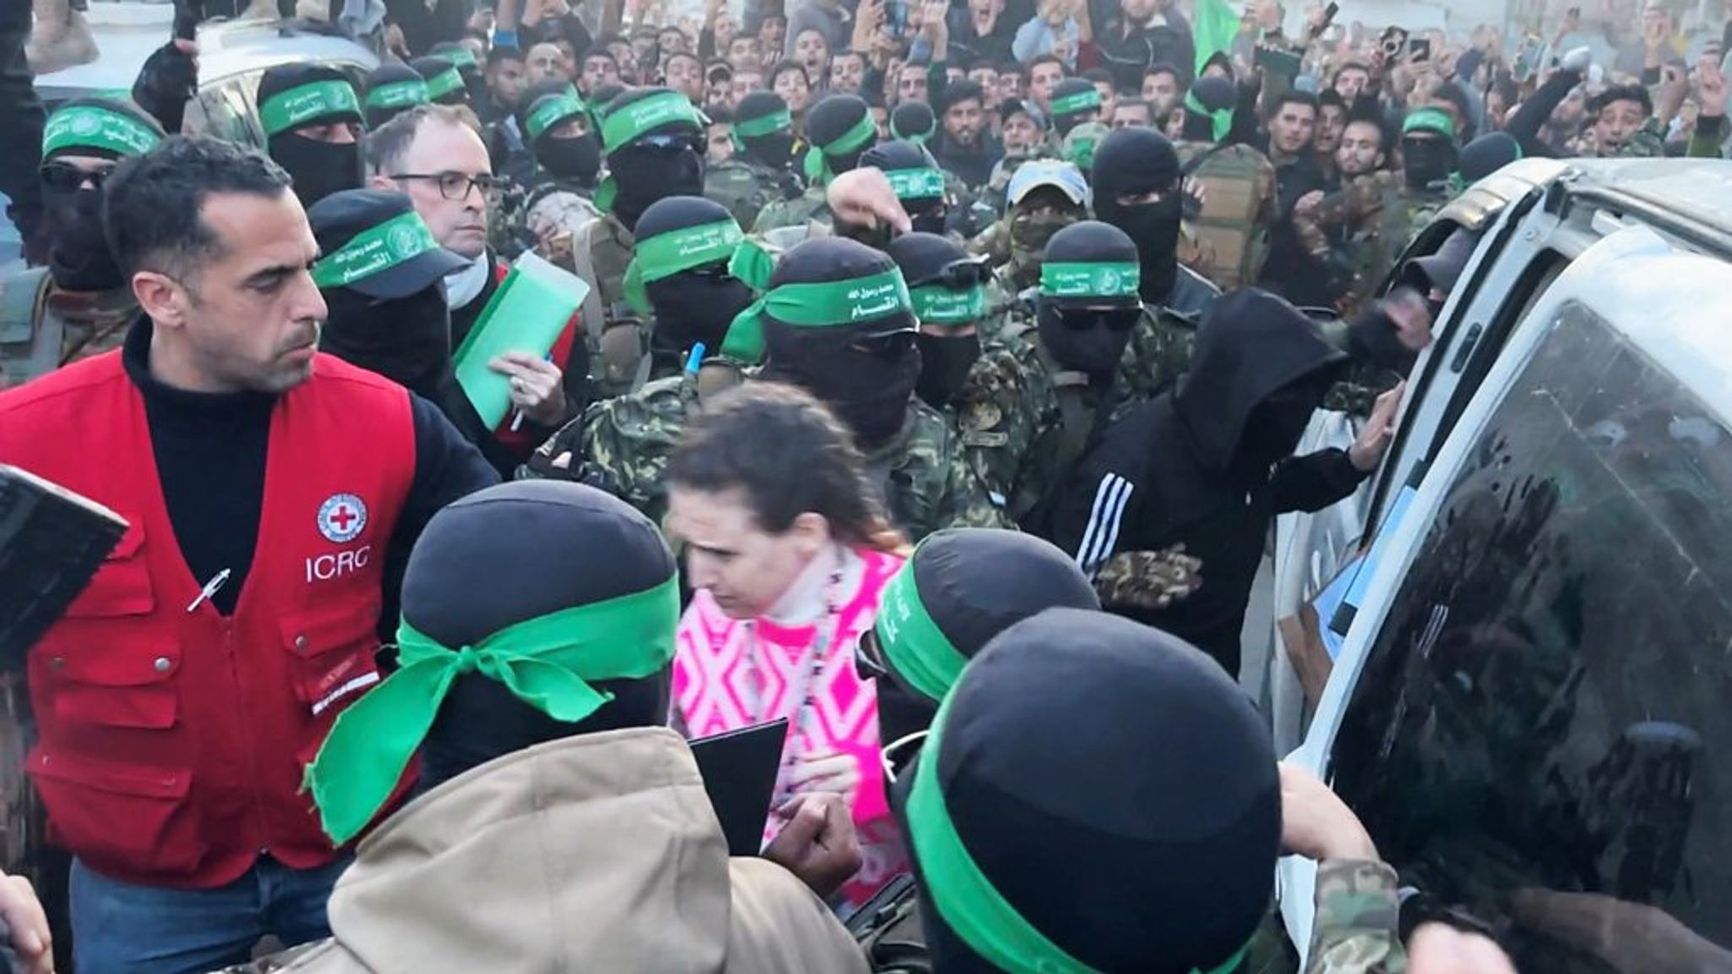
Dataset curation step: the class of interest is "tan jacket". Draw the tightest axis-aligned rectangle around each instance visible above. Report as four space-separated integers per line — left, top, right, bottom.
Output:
267 727 869 974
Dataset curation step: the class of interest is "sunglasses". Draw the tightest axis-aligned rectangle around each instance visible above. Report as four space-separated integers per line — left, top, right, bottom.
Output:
854 627 892 682
1060 306 1143 332
849 329 917 360
914 257 990 290
40 161 116 192
632 133 704 154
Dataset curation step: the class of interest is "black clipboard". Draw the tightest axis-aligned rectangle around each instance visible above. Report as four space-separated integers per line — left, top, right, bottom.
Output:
690 718 790 857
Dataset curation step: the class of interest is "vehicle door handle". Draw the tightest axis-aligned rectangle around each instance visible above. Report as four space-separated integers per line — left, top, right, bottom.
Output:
1449 323 1483 373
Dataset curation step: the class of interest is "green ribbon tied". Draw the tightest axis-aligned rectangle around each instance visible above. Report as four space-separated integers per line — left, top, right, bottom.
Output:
365 79 430 111
802 111 878 186
622 218 747 315
908 690 1253 974
305 574 682 846
909 283 986 327
601 89 705 153
444 46 479 71
526 92 589 142
874 555 969 702
734 107 793 139
311 210 442 290
1049 88 1102 117
261 79 361 136
424 65 466 100
723 264 911 363
42 105 161 159
1039 261 1141 300
884 167 945 201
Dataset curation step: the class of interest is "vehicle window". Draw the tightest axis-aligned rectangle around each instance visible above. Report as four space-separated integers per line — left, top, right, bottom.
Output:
185 76 261 146
1331 301 1732 973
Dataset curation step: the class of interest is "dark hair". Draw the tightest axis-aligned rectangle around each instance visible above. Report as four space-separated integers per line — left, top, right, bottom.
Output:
1342 113 1389 149
1333 60 1371 79
832 49 867 68
365 103 480 177
769 59 809 87
760 13 787 26
1591 82 1651 117
665 50 703 75
658 25 686 41
1082 67 1113 85
1144 62 1179 82
729 34 760 50
1024 53 1065 82
669 383 907 554
584 48 619 68
1114 97 1152 117
103 135 292 282
938 79 985 114
708 104 736 124
487 45 525 68
1318 89 1346 112
1269 89 1319 117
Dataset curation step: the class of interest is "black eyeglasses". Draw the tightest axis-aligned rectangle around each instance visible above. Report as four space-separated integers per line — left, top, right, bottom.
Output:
850 329 917 360
389 171 502 200
629 133 704 154
854 628 892 682
914 257 990 290
1060 306 1143 332
40 161 116 192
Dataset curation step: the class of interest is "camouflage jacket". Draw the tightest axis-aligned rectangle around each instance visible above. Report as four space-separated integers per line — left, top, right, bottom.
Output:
1291 173 1447 318
568 212 649 400
523 181 602 257
952 326 1062 525
0 268 136 390
1243 859 1408 974
750 183 832 244
1176 141 1279 292
864 396 1010 540
705 156 803 234
486 172 534 260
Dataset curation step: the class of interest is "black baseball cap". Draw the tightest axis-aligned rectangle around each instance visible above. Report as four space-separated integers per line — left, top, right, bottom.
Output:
307 190 470 300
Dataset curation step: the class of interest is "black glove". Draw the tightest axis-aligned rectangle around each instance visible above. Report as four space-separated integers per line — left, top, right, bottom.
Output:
132 40 198 135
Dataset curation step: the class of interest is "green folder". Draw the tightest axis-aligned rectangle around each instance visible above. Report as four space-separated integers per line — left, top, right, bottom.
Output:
452 252 592 429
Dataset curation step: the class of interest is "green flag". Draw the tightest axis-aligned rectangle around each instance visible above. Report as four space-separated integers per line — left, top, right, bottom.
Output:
1192 0 1239 140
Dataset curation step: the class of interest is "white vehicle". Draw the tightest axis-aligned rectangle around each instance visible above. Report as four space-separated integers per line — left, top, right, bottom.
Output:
1273 159 1732 969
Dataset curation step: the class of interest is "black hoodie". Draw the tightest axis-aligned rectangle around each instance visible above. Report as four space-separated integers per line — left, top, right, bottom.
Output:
1046 289 1365 673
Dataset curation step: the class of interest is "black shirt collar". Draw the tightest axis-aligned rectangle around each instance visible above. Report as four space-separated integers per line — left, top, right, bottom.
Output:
121 315 278 421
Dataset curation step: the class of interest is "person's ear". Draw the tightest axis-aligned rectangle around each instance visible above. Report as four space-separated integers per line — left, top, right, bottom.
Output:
132 271 190 330
789 511 832 557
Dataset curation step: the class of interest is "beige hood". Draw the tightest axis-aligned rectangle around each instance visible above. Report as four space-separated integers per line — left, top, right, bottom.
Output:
286 727 744 974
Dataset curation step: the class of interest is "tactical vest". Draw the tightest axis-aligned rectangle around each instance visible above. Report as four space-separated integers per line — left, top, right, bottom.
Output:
0 352 417 888
1179 142 1276 292
704 157 801 233
848 874 930 973
0 268 135 390
569 213 649 400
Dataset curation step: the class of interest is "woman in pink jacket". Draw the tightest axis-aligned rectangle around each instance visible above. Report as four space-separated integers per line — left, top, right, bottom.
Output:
666 383 908 912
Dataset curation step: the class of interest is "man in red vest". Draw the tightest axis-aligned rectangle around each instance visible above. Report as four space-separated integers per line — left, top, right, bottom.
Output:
0 135 498 974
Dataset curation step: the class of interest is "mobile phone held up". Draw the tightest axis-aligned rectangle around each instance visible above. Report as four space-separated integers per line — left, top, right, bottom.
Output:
1380 26 1409 59
1408 37 1431 61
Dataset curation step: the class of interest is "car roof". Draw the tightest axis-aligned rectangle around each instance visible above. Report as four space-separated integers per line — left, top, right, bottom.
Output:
1558 158 1732 258
34 3 378 101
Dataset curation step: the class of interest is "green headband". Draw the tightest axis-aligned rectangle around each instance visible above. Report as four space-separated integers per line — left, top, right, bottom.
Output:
802 111 877 185
874 556 968 702
909 283 986 327
622 218 746 314
908 691 1254 974
262 79 361 136
735 107 794 138
425 65 466 100
1403 106 1456 139
305 573 681 845
1050 88 1102 116
42 105 161 159
723 265 913 363
884 167 945 201
527 93 588 142
366 79 430 111
443 47 479 70
602 90 704 153
1040 261 1140 299
311 210 442 290
892 119 936 145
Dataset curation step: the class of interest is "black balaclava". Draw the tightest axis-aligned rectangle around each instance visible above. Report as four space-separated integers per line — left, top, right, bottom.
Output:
870 530 1100 775
1403 133 1458 190
40 97 164 292
760 237 920 448
412 481 679 793
861 139 948 235
319 284 453 401
1035 221 1144 378
521 88 602 185
1175 288 1348 485
635 195 756 355
1049 77 1102 138
604 87 707 232
259 64 364 211
887 232 982 409
894 609 1281 974
1092 127 1184 304
804 93 875 182
1457 131 1521 184
736 91 797 170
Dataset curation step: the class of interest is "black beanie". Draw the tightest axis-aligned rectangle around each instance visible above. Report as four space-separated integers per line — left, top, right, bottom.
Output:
1092 126 1180 199
1458 130 1522 183
860 139 945 206
890 100 937 143
886 231 968 286
736 90 791 133
898 608 1281 974
635 194 735 243
1040 220 1142 309
516 79 580 143
411 55 469 105
42 96 166 163
1051 77 1101 123
806 93 874 175
413 481 679 793
363 63 429 128
257 63 363 132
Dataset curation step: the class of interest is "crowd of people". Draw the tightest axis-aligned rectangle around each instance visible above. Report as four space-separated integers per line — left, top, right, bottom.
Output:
0 0 1721 969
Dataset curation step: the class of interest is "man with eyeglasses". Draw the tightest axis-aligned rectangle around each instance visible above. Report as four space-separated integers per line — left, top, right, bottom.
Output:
0 134 498 974
258 64 367 212
1 97 164 389
366 103 585 462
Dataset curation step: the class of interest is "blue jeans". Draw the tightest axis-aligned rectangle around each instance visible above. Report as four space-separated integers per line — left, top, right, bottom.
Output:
70 855 351 974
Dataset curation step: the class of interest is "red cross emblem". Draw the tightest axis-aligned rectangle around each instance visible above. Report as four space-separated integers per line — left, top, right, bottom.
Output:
317 493 369 544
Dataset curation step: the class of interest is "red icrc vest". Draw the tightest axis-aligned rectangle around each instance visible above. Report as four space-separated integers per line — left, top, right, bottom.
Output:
0 352 416 889
483 259 585 458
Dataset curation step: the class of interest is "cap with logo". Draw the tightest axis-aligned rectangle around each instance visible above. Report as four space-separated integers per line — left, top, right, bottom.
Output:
1007 159 1091 209
307 189 470 299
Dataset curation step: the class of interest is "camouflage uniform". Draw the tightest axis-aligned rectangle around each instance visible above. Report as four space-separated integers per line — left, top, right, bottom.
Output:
486 173 534 260
1176 141 1279 292
862 395 1010 539
750 183 832 248
704 155 803 234
1608 117 1666 158
1291 172 1448 319
0 267 135 390
567 211 652 400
